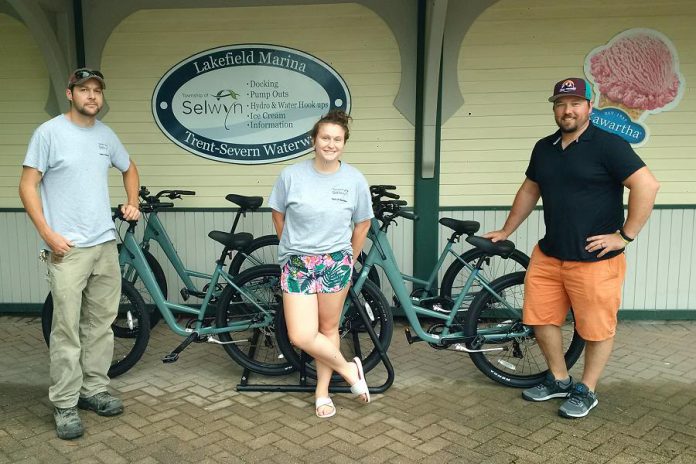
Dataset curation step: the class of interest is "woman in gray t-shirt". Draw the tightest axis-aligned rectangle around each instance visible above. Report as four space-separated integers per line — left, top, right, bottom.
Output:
269 110 373 418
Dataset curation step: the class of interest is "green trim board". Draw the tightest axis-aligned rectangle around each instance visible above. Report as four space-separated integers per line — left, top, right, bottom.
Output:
3 304 695 319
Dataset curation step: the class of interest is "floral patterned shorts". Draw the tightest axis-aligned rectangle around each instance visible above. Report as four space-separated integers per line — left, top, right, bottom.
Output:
281 250 353 294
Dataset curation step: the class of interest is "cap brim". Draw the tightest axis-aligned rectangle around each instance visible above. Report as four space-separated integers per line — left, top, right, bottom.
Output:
70 76 106 89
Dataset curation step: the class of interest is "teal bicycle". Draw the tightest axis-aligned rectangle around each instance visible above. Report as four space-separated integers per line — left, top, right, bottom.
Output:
119 186 281 328
42 203 292 378
275 185 585 388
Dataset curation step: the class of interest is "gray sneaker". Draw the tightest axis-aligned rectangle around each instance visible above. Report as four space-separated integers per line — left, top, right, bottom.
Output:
77 391 124 417
558 383 598 418
522 372 573 401
54 406 84 440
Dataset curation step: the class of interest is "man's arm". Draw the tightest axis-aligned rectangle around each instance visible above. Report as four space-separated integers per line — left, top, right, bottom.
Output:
621 166 660 238
18 166 73 254
586 166 660 257
120 160 141 221
483 178 541 242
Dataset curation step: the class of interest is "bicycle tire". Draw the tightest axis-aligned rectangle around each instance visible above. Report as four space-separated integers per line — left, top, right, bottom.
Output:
274 278 393 381
117 244 167 328
229 234 381 288
440 248 530 311
464 271 585 388
215 264 295 376
41 279 151 378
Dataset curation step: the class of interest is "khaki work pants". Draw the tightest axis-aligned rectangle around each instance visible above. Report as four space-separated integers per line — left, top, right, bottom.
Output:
46 241 120 408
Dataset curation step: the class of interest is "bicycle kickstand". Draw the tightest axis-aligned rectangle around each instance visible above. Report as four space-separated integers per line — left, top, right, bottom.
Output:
162 332 200 363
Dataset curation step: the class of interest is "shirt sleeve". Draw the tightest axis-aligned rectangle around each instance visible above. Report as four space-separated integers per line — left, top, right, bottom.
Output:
23 127 49 174
268 171 287 213
352 174 374 223
602 135 646 183
109 131 131 173
524 140 541 182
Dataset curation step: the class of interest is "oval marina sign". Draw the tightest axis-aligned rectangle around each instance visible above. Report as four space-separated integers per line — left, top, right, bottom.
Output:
152 44 351 164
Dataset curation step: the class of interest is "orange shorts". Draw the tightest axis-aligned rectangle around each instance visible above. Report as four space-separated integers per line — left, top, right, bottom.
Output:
523 245 626 341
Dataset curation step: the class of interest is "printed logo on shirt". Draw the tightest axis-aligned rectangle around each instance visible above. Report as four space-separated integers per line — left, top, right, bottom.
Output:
331 187 349 203
98 143 109 156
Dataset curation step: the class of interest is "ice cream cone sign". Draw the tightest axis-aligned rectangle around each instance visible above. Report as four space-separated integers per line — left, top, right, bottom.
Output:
584 28 685 146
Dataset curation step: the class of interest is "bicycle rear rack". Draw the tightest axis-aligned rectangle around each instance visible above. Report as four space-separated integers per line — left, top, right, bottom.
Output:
236 286 395 394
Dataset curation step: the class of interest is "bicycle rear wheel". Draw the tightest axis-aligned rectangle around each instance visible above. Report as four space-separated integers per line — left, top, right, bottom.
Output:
274 278 393 381
41 279 151 378
215 264 294 376
440 248 529 311
463 271 584 388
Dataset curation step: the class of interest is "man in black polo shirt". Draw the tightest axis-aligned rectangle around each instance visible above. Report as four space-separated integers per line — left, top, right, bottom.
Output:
485 77 659 418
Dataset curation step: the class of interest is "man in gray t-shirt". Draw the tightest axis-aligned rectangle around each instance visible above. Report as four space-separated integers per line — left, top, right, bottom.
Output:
19 68 140 440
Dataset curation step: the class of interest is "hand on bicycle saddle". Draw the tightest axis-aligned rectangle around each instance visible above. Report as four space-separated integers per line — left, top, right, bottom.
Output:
482 229 510 243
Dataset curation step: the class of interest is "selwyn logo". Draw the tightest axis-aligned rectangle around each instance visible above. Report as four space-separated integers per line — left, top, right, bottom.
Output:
152 44 351 164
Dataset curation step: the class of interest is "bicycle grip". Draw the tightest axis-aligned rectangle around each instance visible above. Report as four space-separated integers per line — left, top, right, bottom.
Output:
177 190 196 195
382 191 400 199
397 210 418 221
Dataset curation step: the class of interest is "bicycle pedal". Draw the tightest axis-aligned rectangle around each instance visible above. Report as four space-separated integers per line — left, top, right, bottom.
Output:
404 327 422 344
162 353 179 363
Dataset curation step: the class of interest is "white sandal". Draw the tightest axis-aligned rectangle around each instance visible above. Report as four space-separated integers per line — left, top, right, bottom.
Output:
350 357 371 403
315 397 336 418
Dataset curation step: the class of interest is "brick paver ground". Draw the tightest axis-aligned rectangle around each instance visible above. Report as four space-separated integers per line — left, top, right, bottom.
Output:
1 316 695 463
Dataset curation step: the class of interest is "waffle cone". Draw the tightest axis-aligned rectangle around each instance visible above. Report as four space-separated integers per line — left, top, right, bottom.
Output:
598 94 644 121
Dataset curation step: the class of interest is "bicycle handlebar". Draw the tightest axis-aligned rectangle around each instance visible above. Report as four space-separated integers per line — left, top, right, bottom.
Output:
138 186 196 204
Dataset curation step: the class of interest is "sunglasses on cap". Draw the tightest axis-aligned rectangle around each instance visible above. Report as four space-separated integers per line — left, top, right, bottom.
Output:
73 69 104 80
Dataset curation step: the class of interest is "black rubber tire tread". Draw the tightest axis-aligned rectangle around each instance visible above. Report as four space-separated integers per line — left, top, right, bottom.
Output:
464 271 585 388
274 278 393 381
229 234 381 289
41 279 151 378
440 248 530 309
117 244 167 328
215 264 295 376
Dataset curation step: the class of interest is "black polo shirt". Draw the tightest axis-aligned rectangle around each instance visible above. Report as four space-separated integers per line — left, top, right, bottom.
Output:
525 123 645 261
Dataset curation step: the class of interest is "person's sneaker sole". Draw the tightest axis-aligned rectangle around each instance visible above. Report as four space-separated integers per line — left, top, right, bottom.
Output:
77 398 123 417
558 398 599 418
522 391 571 402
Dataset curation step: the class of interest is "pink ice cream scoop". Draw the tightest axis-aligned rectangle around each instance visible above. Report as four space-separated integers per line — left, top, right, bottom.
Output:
589 32 680 110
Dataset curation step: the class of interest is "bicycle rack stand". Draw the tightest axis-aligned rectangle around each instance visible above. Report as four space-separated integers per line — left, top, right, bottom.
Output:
236 286 395 394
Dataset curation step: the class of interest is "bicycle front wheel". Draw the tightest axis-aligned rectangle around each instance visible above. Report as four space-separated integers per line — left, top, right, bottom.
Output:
215 264 294 376
118 244 167 328
464 271 584 388
274 278 393 381
440 248 529 311
41 279 151 378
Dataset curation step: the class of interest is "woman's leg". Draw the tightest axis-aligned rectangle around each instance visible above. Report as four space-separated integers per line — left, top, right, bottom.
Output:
283 292 363 396
314 287 348 413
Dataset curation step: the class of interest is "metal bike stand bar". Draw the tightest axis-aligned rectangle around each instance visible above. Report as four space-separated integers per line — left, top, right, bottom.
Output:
236 286 395 393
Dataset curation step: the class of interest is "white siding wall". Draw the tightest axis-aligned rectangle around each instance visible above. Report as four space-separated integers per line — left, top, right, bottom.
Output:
3 208 695 313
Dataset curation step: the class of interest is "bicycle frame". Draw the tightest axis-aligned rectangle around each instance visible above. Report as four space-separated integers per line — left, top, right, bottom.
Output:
125 210 211 293
119 223 274 338
350 218 530 346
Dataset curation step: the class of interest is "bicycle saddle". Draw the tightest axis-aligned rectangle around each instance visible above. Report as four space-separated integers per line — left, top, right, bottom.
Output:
439 218 480 236
465 235 515 258
208 231 254 250
225 194 263 210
